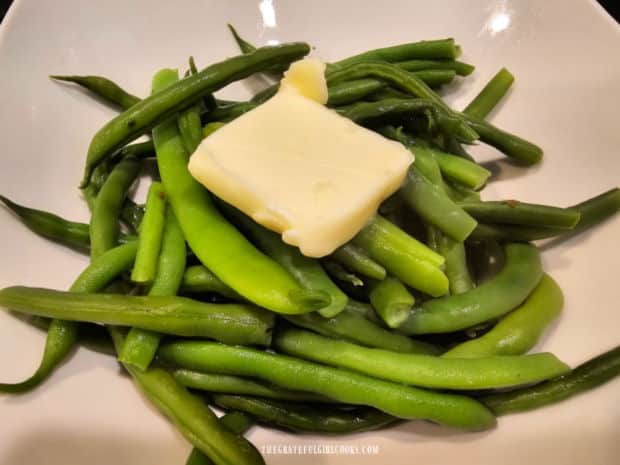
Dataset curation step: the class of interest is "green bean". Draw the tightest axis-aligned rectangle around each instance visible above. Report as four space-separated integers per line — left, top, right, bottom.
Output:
401 165 478 242
469 188 620 241
352 216 448 297
443 274 563 357
322 261 363 287
204 102 258 123
0 241 137 393
130 182 167 284
420 146 490 190
332 39 459 69
203 122 226 138
158 341 496 430
462 114 543 165
120 199 144 232
326 63 478 142
212 395 398 433
463 68 514 119
177 61 206 154
152 69 324 314
368 277 414 328
226 24 290 75
327 79 386 106
185 411 255 465
89 155 141 258
219 203 346 317
396 59 475 76
399 243 542 334
0 195 91 251
482 345 620 415
275 328 569 390
173 370 328 402
410 69 456 87
330 243 386 280
120 210 186 370
337 97 446 125
284 304 441 355
109 328 265 465
459 200 580 229
0 286 274 346
181 265 242 300
50 75 140 110
81 42 310 187
436 233 474 294
443 133 476 161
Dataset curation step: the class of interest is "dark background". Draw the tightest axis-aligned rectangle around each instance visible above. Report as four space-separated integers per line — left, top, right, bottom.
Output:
1 0 619 24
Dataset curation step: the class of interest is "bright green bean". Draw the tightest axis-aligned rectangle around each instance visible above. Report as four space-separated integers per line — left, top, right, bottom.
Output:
399 243 542 334
158 341 496 430
368 277 414 328
180 265 242 300
436 233 474 294
330 243 386 280
463 67 514 120
173 370 328 402
444 274 563 357
275 328 569 390
0 286 274 346
130 182 167 284
152 69 324 314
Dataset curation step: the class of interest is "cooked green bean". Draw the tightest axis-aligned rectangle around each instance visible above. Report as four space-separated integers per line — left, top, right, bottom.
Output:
463 67 514 119
109 327 265 465
50 75 140 110
212 395 398 433
0 241 137 393
178 61 206 154
327 79 386 106
421 146 490 190
401 164 478 242
130 182 167 284
469 188 620 241
330 243 386 280
459 200 580 229
436 232 474 294
337 97 446 125
396 59 474 76
226 24 290 75
368 277 414 328
158 341 496 430
186 411 255 465
173 370 328 402
284 305 441 355
181 265 242 300
89 155 141 258
352 215 448 296
204 101 258 122
482 344 620 415
220 203 346 318
120 210 186 370
322 261 363 287
152 69 325 314
399 243 542 334
332 39 459 68
275 328 569 390
462 114 543 165
120 199 145 232
82 42 310 187
0 286 274 346
0 195 91 251
326 63 478 142
443 274 563 357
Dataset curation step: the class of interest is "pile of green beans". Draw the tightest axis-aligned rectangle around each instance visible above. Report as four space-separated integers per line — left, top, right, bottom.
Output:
1 23 619 465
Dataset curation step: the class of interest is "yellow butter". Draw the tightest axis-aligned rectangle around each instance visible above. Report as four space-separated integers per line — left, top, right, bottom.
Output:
188 59 412 257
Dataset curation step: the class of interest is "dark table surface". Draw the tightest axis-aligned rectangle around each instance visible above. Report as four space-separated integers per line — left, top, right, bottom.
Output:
1 0 619 24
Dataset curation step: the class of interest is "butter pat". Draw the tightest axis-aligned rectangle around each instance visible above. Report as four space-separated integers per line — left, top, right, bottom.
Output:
188 59 412 257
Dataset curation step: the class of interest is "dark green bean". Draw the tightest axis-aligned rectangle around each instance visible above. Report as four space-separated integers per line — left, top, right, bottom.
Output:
226 24 290 75
158 341 496 430
50 75 140 110
284 304 441 355
463 67 514 120
120 199 144 233
396 59 474 76
1 194 91 251
330 243 386 280
109 327 265 465
399 243 542 334
459 200 580 229
327 79 386 106
0 241 137 393
482 345 620 415
212 395 398 433
173 370 328 402
89 155 141 258
82 42 310 187
0 286 274 346
204 101 258 123
322 261 363 287
275 328 569 390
